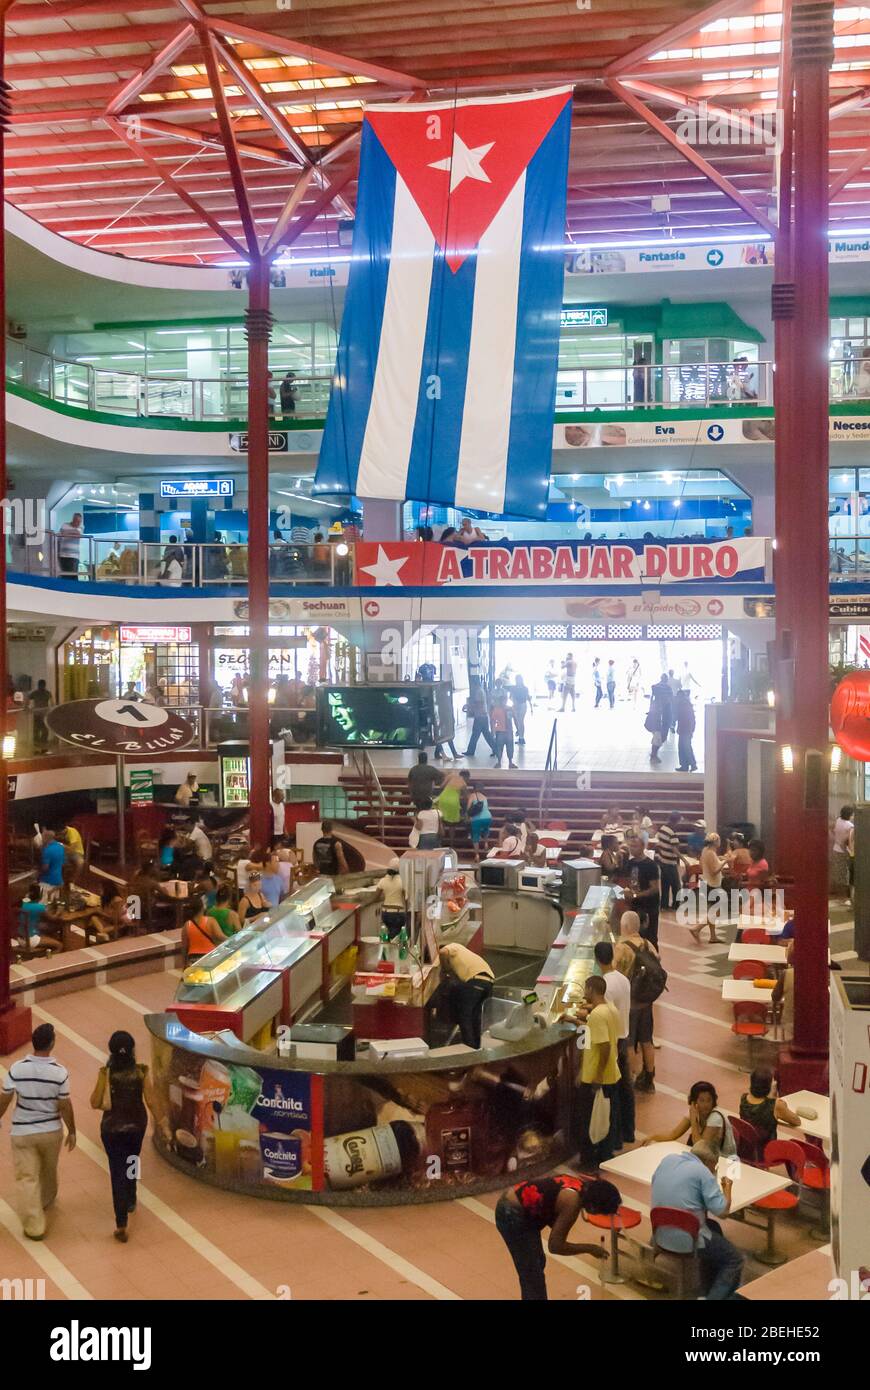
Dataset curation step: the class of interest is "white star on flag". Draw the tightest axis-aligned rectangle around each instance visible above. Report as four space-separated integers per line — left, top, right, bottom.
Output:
360 546 410 586
429 134 495 193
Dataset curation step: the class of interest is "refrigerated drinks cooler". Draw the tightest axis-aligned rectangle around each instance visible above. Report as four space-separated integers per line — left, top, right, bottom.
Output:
830 974 870 1287
217 739 285 808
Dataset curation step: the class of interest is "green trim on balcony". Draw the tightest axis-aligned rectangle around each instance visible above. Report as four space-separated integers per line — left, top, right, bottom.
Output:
10 379 870 432
6 382 321 432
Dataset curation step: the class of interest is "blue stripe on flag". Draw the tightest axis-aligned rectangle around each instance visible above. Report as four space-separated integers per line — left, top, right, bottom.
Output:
502 102 572 520
314 123 396 496
404 250 477 506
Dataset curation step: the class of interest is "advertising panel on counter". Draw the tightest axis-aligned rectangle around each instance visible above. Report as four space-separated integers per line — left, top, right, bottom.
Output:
150 1037 320 1192
354 537 768 588
150 1030 576 1201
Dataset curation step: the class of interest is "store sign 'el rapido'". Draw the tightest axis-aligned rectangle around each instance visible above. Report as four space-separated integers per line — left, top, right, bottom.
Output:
45 699 195 754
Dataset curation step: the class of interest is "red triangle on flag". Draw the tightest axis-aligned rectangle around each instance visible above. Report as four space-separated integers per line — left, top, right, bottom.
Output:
366 89 571 272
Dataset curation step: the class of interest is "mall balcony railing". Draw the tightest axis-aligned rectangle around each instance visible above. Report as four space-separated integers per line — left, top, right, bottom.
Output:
5 531 857 586
829 540 870 582
5 703 317 758
32 338 870 419
8 536 353 586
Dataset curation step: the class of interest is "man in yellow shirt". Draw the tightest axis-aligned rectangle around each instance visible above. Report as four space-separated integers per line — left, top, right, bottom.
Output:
574 974 621 1169
435 943 494 1049
60 822 84 876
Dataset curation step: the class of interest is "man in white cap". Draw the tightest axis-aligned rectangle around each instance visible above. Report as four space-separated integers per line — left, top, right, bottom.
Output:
373 857 407 938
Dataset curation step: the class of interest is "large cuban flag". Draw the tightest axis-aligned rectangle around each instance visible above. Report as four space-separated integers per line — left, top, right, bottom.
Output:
313 87 573 518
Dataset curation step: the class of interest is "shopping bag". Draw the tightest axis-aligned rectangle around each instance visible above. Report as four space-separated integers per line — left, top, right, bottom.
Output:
589 1088 611 1145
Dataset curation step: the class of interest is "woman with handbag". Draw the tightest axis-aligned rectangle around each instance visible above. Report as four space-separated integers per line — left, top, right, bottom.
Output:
90 1030 154 1242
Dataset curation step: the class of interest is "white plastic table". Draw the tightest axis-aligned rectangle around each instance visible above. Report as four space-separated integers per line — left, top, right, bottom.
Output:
722 978 774 1003
600 1141 789 1214
728 943 788 965
780 1090 831 1146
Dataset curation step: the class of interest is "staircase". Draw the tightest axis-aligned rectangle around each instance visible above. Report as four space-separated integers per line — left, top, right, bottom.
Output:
338 768 705 856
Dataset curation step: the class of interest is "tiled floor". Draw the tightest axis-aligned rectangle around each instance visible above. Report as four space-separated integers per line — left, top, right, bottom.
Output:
0 911 838 1302
370 700 704 776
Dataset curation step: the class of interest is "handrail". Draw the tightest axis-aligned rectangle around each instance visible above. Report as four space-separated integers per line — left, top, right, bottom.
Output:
537 718 558 825
6 702 318 757
349 747 387 842
14 334 870 421
30 337 870 421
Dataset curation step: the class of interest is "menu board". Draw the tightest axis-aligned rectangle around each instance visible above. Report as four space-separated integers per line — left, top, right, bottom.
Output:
221 754 250 807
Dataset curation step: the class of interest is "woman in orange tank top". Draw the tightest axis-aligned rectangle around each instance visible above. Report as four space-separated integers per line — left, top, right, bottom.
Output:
182 895 226 964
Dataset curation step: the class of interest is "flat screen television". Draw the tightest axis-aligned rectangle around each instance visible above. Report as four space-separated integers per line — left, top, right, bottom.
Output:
316 683 455 749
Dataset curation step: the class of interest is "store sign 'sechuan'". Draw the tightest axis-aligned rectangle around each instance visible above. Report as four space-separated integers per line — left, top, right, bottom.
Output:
45 699 195 754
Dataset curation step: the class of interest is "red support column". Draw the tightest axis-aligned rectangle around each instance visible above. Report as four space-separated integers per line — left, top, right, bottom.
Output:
245 258 273 851
775 0 834 1092
772 0 796 884
0 28 32 1053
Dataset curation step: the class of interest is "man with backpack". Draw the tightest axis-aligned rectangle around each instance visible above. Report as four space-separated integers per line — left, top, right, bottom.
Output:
616 910 667 1095
311 820 348 876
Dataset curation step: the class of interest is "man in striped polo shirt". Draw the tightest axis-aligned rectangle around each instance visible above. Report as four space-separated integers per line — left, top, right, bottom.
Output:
0 1023 76 1239
654 811 683 911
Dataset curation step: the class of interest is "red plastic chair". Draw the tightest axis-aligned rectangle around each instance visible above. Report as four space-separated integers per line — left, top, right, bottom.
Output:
583 1204 642 1285
792 1139 831 1237
733 959 765 980
749 1140 804 1265
731 1000 769 1065
728 1114 765 1164
650 1207 701 1298
741 928 771 944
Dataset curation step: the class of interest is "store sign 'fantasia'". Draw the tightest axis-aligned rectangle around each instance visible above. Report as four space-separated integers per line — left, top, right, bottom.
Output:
567 238 870 276
354 538 768 588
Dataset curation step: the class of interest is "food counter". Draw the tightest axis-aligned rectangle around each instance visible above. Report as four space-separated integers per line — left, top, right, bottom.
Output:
145 855 591 1205
536 886 622 1017
146 997 577 1205
169 878 359 1043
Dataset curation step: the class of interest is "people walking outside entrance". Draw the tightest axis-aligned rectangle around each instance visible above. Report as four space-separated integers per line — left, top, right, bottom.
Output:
511 675 532 744
463 683 496 756
626 657 642 707
561 653 577 711
675 689 698 771
490 688 517 767
645 676 671 763
591 656 603 709
545 658 558 707
606 660 617 708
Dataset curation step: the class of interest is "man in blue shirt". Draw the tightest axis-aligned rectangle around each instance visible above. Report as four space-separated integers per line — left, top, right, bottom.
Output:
39 830 65 890
650 1142 744 1299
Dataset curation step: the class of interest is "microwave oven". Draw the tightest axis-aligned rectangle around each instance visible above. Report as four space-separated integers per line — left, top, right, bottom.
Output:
479 858 524 890
518 867 561 893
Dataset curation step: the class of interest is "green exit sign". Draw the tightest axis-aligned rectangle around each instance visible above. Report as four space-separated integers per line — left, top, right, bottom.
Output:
561 307 608 328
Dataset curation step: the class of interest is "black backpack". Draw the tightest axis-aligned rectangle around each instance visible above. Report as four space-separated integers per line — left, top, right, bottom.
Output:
626 940 668 1005
313 836 338 873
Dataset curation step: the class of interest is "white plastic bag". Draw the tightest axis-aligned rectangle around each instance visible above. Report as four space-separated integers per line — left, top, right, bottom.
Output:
589 1088 611 1145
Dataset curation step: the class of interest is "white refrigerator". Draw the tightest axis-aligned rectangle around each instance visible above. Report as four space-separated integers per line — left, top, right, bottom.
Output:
830 973 870 1290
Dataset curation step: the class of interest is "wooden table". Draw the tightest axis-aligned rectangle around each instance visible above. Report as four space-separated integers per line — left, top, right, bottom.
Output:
780 1090 831 1146
722 978 774 1003
601 1140 790 1215
43 899 100 951
728 943 788 965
